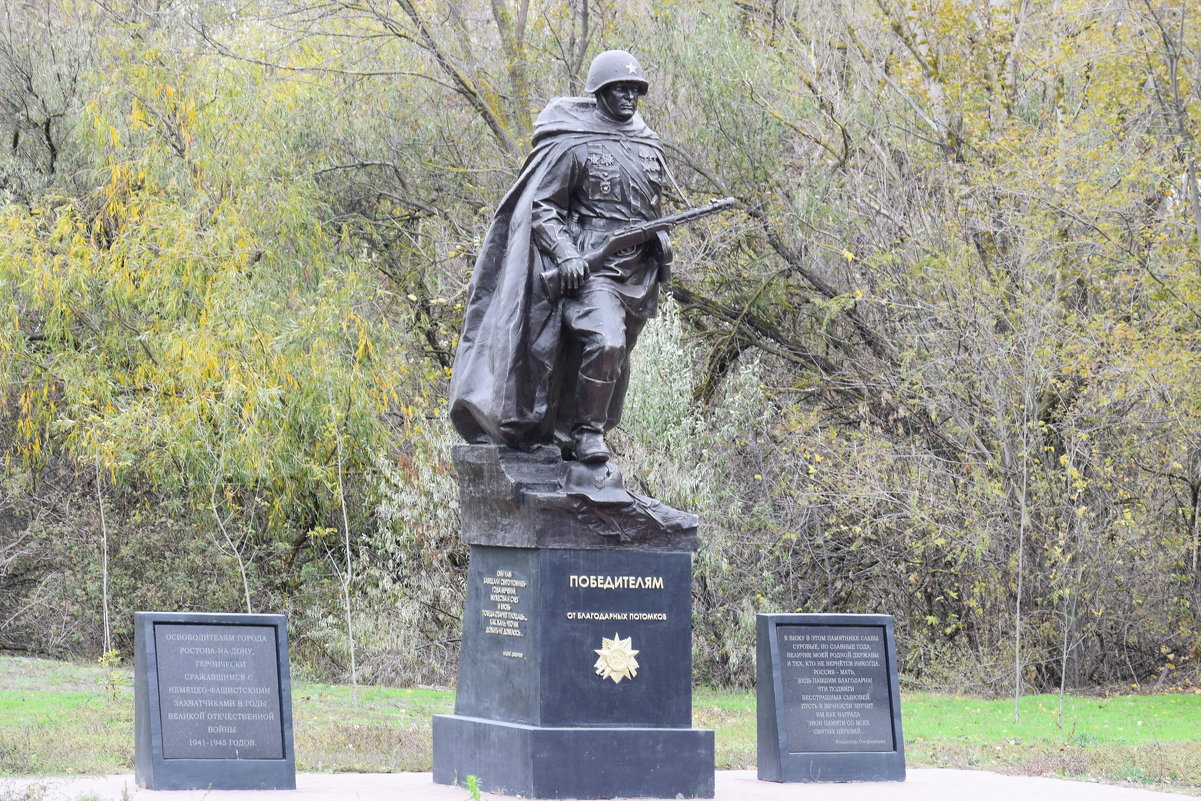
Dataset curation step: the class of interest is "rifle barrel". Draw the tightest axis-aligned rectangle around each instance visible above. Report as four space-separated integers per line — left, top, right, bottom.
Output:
663 197 736 226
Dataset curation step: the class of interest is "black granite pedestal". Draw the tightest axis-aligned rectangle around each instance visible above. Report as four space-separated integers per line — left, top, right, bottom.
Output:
432 445 715 799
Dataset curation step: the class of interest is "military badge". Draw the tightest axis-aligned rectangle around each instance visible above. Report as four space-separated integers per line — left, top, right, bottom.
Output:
638 146 661 174
588 148 616 168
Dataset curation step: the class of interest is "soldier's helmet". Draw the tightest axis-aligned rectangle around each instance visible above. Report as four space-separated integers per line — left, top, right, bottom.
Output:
584 50 649 95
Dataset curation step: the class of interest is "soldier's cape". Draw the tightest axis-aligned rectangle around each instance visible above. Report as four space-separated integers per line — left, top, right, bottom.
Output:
448 97 662 449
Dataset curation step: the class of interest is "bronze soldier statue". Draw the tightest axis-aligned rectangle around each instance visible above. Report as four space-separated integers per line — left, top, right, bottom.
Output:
450 50 730 475
449 49 668 465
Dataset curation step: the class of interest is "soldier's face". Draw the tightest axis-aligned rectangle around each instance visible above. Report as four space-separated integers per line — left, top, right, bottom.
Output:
596 82 642 122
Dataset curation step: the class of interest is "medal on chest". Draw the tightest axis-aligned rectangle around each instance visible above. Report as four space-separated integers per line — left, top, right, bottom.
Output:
638 146 661 175
587 149 618 194
588 149 617 168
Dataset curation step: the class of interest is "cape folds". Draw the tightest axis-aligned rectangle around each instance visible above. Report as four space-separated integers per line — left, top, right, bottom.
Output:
449 97 662 449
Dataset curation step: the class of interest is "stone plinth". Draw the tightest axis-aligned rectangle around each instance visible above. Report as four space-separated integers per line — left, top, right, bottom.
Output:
432 446 714 799
453 444 699 550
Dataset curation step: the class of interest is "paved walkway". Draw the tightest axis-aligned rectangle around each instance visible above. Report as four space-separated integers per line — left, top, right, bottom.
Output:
0 770 1188 801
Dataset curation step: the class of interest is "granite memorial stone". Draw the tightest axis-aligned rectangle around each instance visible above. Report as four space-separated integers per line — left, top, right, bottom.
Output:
757 613 905 782
134 611 296 790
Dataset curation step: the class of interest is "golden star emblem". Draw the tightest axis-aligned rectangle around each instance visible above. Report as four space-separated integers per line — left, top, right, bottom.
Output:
594 633 640 683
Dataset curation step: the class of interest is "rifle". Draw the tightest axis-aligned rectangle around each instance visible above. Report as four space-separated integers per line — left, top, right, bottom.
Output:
541 197 736 301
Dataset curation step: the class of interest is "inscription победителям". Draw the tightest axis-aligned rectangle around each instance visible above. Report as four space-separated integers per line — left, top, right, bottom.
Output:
778 625 895 753
482 569 528 657
564 573 667 622
153 624 284 759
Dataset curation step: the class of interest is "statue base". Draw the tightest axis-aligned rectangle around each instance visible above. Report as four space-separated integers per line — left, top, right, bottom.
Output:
452 444 699 550
432 446 714 799
433 717 714 799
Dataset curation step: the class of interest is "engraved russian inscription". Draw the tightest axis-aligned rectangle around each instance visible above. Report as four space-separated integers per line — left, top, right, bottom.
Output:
482 569 528 652
778 625 895 753
564 573 668 622
154 623 284 759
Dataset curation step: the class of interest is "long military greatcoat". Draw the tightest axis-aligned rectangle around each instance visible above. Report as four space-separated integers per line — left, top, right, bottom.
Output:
448 97 667 450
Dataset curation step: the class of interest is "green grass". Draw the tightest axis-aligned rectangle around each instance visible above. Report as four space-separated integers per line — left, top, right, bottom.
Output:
688 685 1201 791
901 691 1201 792
694 687 758 770
905 692 1201 744
0 656 453 776
1 656 1198 793
289 682 453 772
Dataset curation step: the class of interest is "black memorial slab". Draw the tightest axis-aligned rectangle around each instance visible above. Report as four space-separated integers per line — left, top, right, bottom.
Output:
757 613 905 782
134 611 296 790
433 445 714 799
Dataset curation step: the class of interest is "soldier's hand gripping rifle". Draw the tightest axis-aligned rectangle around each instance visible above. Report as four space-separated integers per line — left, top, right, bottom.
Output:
541 197 736 301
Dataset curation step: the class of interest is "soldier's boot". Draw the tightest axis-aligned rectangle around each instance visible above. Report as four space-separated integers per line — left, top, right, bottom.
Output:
572 373 615 464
